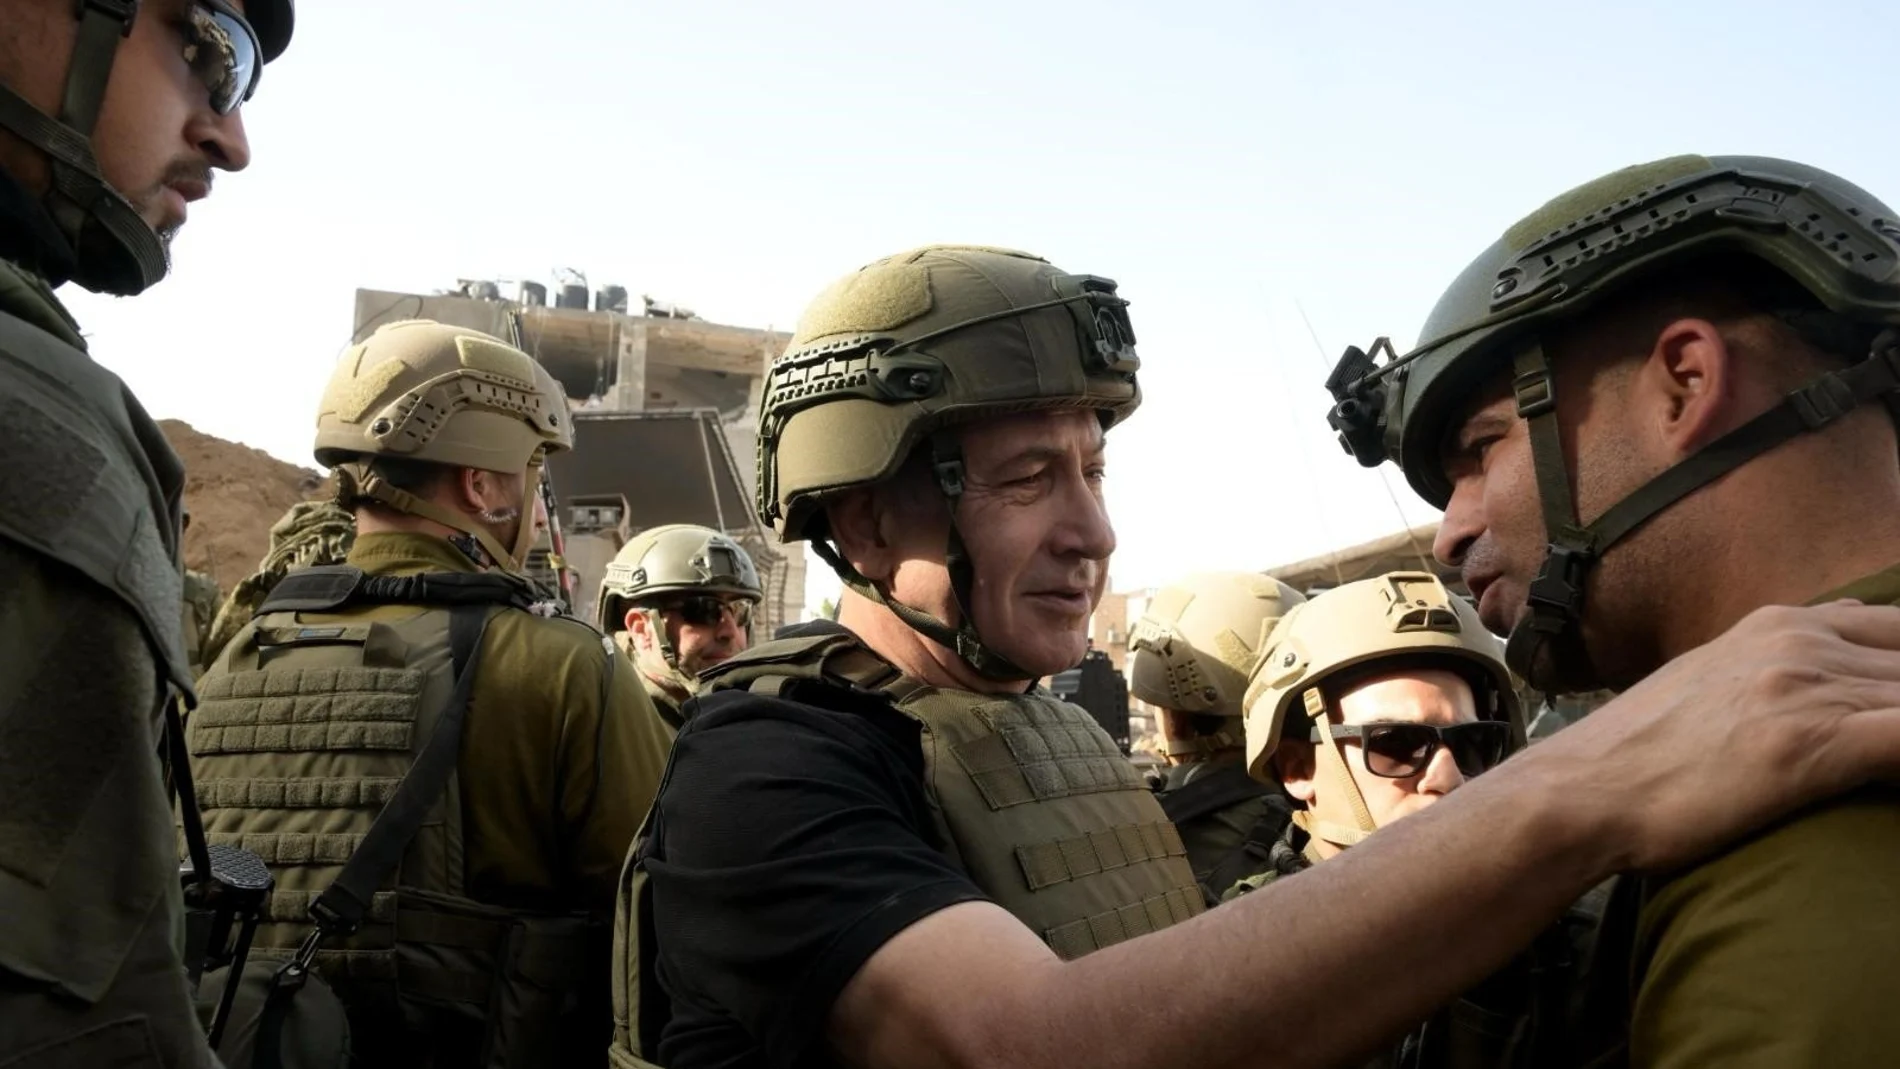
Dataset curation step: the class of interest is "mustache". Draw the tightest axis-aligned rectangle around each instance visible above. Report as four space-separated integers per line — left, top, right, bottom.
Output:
143 158 215 201
1459 533 1506 587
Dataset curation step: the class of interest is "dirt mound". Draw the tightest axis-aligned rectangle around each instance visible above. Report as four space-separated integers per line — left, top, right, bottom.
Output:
160 419 332 592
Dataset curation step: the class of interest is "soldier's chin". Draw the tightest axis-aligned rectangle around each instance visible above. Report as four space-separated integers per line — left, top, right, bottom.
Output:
994 631 1088 680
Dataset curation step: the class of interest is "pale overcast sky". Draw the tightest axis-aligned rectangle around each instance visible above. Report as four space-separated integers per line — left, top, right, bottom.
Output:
64 0 1900 608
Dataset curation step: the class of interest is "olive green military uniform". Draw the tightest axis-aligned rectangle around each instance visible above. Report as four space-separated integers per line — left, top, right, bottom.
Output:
1552 564 1900 1068
190 531 673 1063
1322 155 1900 1067
0 260 214 1066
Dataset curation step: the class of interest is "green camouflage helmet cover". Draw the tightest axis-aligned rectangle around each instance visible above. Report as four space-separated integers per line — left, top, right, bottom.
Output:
595 523 764 629
1326 155 1900 691
758 244 1142 680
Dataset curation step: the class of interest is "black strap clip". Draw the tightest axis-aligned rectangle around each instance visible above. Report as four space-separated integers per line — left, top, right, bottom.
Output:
1526 541 1593 633
1788 371 1859 430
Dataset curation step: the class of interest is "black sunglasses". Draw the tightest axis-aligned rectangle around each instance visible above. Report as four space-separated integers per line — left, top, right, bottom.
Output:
183 1 263 116
1308 720 1511 779
667 596 752 630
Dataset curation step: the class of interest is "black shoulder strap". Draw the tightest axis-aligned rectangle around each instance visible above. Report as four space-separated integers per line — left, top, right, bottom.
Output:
258 566 536 617
307 603 495 934
1157 763 1274 827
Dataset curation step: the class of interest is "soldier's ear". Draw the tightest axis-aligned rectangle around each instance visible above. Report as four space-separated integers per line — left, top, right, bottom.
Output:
1274 741 1318 805
1643 316 1739 460
826 488 899 584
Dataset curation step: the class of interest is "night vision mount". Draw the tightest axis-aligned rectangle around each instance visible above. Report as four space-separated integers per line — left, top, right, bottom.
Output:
1325 336 1407 468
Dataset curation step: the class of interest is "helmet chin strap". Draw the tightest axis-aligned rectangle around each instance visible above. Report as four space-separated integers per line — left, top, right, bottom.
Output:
0 1 167 294
336 464 532 574
1505 331 1900 693
809 430 1038 683
1295 688 1378 852
635 606 700 698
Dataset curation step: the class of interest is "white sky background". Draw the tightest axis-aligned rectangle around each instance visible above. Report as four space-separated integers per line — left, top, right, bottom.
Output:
65 0 1900 612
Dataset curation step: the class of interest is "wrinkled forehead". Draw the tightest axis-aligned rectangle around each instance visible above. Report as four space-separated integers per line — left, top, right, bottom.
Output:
957 408 1106 467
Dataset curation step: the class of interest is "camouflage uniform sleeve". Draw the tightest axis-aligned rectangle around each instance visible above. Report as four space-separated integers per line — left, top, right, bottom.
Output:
0 538 215 1067
1630 786 1900 1068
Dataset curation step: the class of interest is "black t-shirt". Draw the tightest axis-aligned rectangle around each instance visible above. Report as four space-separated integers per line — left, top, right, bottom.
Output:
642 677 987 1069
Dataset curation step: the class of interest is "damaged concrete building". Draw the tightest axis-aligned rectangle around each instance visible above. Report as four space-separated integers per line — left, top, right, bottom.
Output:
350 279 806 635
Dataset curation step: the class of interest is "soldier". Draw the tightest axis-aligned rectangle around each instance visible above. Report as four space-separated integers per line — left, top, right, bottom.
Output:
596 523 763 734
1128 571 1304 899
1324 154 1900 1066
1237 573 1562 1068
610 244 1900 1069
0 2 294 1064
188 320 673 1066
1243 572 1519 870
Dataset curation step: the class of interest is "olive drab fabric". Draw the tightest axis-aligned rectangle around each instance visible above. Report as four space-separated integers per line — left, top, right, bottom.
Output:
1325 156 1900 691
187 545 647 1068
0 255 219 1066
611 631 1206 1062
756 245 1141 681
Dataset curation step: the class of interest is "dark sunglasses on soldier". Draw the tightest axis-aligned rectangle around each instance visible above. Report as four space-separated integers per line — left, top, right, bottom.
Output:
182 1 263 115
668 596 751 630
1309 720 1512 779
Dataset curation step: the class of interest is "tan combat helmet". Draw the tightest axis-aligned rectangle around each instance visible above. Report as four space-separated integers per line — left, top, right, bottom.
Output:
758 245 1141 680
596 523 764 684
314 319 571 573
1128 572 1305 760
1242 572 1519 848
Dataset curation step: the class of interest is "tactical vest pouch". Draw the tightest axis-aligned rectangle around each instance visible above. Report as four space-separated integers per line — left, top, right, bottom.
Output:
195 958 351 1069
394 887 606 1069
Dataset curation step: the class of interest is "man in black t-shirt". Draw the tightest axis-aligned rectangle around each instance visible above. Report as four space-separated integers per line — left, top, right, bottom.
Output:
608 244 1900 1069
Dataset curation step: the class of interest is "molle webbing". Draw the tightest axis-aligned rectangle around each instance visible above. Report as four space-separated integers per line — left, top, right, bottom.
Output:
189 566 602 1063
702 632 1206 959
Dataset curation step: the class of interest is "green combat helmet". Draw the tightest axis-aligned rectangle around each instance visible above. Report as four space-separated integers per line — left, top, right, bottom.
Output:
1128 572 1306 759
596 523 763 691
757 245 1141 680
1242 572 1520 848
315 319 572 574
1324 156 1900 691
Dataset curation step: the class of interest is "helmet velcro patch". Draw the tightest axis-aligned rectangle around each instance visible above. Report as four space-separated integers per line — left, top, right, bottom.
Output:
327 354 408 423
790 263 934 347
1504 154 1710 251
455 334 535 386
